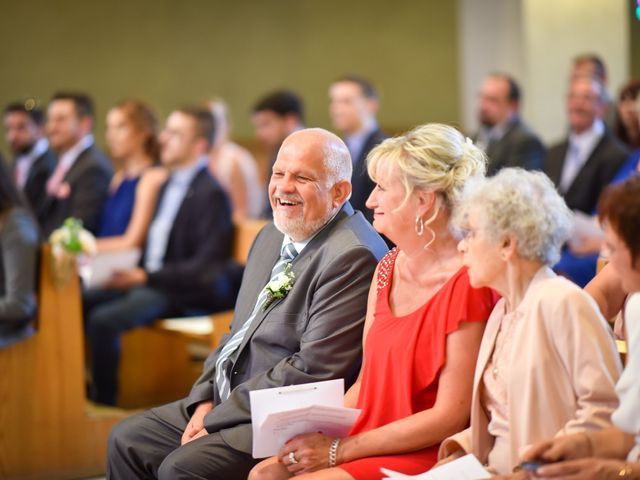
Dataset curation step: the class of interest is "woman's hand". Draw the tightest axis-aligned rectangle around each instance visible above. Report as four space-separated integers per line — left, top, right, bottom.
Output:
277 433 335 475
536 458 635 479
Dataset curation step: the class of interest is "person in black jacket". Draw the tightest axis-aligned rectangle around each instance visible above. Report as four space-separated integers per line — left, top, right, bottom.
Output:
3 101 56 218
329 75 387 224
83 106 235 406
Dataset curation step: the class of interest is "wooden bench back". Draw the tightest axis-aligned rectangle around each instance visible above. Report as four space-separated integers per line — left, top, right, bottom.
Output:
0 246 126 479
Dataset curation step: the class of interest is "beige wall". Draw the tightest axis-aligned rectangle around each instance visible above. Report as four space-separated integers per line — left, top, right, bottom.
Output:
0 0 460 156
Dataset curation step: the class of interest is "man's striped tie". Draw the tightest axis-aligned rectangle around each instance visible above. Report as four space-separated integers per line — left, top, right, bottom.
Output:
215 242 298 401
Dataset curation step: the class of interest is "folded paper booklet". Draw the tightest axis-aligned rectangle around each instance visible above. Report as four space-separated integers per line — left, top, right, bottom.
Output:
380 454 491 479
250 379 361 458
80 248 141 289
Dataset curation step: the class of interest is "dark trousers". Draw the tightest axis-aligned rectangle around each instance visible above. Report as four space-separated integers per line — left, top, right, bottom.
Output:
83 286 172 405
108 400 258 479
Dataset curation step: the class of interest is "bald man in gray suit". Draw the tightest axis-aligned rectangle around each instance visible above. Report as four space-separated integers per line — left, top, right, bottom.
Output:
107 128 388 479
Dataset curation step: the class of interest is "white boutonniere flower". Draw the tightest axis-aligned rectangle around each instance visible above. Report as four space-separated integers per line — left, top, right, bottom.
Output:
262 263 295 311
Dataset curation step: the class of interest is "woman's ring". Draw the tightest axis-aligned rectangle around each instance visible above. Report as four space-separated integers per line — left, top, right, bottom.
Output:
288 451 298 464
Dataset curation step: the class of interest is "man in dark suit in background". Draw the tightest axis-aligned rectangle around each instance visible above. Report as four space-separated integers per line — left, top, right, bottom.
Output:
3 101 56 219
544 75 628 214
473 73 545 176
83 107 236 406
107 128 388 479
251 90 305 219
40 92 112 236
329 74 386 224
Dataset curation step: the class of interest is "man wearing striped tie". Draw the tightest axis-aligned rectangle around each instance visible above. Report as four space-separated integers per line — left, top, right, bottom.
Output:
108 128 389 479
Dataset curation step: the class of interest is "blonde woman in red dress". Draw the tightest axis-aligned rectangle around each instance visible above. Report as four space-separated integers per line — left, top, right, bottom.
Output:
250 124 499 480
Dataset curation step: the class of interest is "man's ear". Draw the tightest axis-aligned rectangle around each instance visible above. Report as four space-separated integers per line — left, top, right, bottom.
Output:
331 180 352 208
194 137 210 157
366 98 379 116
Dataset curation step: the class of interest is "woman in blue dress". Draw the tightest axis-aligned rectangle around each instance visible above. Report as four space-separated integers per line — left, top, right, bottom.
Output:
96 99 167 252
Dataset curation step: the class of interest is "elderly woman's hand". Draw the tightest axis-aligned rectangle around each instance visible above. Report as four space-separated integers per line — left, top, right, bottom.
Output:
522 432 593 464
277 432 335 475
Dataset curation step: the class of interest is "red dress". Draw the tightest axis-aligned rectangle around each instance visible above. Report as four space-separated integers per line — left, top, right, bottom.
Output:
339 248 498 479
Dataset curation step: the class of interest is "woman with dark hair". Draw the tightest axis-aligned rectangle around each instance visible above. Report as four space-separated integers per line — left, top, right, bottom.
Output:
615 80 640 151
523 175 640 479
95 99 167 252
0 154 39 347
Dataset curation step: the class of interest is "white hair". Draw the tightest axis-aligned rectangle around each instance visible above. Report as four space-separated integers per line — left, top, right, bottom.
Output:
322 139 352 187
455 168 573 265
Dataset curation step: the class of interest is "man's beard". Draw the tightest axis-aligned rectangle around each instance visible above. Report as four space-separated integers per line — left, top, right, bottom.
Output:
272 197 335 241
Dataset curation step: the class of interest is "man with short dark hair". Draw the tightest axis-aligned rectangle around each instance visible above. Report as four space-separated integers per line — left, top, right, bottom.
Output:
251 90 305 218
83 107 236 406
3 101 56 218
473 73 545 176
107 128 388 479
41 92 112 236
329 74 386 223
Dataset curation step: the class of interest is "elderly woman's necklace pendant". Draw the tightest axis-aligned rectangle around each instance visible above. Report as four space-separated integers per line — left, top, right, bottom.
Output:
492 366 499 378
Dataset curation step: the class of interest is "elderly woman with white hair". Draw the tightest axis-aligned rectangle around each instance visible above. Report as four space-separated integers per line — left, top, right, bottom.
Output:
438 168 622 477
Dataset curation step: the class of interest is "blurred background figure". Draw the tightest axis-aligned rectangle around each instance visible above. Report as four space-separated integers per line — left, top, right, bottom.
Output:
3 100 56 219
207 98 262 222
96 99 167 252
329 74 386 224
41 92 113 237
570 53 616 128
472 72 544 176
614 79 640 151
0 156 39 348
251 90 304 219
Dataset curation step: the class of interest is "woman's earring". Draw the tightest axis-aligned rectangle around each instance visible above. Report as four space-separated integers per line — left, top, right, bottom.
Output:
415 215 424 236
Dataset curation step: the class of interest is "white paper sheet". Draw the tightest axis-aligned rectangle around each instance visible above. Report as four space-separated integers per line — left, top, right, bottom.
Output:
80 248 141 289
250 379 360 458
381 454 491 480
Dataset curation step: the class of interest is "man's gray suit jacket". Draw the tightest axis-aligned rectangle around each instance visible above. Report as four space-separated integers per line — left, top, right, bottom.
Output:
165 202 388 454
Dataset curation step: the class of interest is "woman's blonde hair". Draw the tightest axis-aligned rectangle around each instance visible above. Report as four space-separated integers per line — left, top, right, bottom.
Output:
367 123 486 215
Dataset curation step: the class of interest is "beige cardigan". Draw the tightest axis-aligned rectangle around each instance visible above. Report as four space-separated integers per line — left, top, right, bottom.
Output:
439 267 622 473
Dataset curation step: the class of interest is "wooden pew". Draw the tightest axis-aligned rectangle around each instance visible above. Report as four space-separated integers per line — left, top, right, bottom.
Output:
118 219 267 409
0 246 127 480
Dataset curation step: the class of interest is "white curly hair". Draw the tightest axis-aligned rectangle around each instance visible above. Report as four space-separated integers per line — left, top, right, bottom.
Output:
455 168 573 266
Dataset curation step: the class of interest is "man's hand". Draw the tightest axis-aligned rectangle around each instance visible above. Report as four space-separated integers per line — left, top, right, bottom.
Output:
181 401 214 446
106 267 147 290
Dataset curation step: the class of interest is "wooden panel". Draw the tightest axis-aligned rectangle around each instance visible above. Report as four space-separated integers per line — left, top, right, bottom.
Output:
233 219 267 264
0 247 127 480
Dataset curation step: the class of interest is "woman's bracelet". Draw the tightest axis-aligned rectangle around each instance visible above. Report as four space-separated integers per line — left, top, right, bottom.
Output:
328 438 341 468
